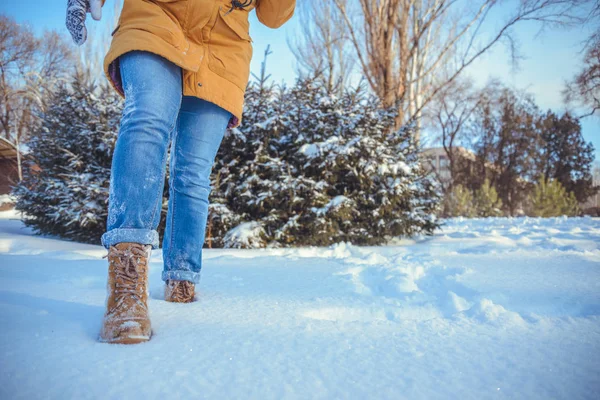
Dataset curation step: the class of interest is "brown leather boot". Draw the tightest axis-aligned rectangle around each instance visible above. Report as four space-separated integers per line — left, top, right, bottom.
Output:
99 242 153 344
164 279 195 303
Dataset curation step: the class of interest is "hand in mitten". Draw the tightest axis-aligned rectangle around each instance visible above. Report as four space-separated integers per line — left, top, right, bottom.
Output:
66 0 103 46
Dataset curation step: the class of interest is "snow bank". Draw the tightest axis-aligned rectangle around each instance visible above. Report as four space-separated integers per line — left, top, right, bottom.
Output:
0 213 599 399
0 194 16 206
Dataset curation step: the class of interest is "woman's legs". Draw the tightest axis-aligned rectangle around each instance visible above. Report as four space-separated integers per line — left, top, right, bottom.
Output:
162 96 231 284
101 51 183 250
100 49 230 284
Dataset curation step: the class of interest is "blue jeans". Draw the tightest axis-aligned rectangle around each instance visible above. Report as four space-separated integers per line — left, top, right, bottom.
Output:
100 51 232 284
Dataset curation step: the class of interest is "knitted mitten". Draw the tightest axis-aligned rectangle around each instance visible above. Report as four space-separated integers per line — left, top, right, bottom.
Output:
66 0 103 45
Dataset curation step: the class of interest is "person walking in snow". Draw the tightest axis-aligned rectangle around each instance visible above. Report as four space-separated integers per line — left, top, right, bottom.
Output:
66 0 296 344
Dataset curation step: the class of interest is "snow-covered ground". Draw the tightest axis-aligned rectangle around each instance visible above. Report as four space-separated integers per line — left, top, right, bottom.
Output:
1 210 599 399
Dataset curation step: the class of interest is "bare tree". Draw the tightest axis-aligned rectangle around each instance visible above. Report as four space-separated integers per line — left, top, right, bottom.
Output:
0 16 75 181
288 0 354 95
593 161 600 208
427 76 495 193
328 0 592 141
0 16 37 143
564 2 600 118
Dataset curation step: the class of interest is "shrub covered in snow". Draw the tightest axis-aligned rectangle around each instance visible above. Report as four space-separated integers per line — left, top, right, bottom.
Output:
11 68 441 248
12 70 123 243
210 77 441 248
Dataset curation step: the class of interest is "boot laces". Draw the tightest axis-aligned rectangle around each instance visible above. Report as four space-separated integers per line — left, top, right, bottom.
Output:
103 243 149 298
169 280 194 301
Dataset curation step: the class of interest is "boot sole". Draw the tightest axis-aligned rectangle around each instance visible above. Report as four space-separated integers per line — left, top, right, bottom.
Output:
98 335 151 344
98 331 153 345
164 298 195 303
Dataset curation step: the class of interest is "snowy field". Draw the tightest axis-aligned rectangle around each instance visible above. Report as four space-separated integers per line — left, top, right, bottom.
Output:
0 210 599 400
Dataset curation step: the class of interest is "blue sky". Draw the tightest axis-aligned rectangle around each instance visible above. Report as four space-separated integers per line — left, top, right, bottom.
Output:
2 0 598 161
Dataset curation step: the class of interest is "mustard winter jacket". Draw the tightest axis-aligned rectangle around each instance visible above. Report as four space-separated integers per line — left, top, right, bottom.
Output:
102 0 296 128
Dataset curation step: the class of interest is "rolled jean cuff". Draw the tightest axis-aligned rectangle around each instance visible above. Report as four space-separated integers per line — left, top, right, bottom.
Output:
101 228 160 250
162 270 201 284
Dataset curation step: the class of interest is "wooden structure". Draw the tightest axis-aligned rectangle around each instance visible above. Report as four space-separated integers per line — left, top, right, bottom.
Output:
0 137 20 194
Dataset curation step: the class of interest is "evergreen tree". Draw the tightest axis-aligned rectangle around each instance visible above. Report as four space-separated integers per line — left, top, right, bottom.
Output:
473 179 503 217
281 81 441 245
537 112 598 203
12 69 123 244
527 175 580 217
208 46 285 248
473 88 540 215
444 184 475 217
12 51 442 249
210 72 441 248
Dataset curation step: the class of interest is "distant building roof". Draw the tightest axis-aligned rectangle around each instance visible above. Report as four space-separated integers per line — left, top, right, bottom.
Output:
0 137 18 160
421 146 475 160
